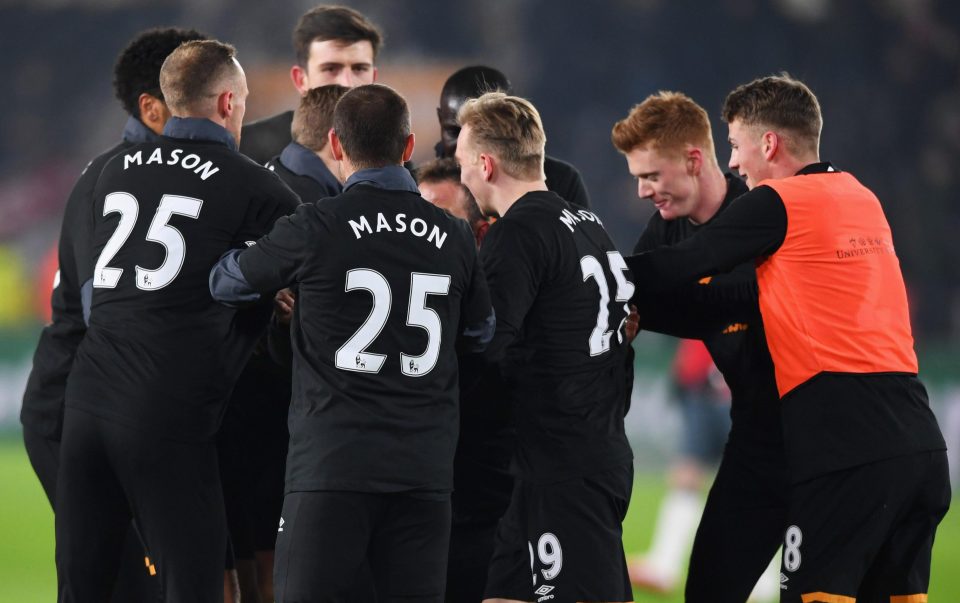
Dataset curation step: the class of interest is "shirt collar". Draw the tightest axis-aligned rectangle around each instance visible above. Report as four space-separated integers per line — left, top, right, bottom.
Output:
796 161 838 175
122 116 160 144
279 142 341 196
162 117 237 151
343 165 419 194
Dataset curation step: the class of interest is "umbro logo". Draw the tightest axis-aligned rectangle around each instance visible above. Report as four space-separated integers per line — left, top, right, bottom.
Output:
780 572 789 590
278 517 285 533
534 585 554 596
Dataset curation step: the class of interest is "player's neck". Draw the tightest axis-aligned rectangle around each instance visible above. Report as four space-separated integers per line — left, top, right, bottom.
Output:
317 146 342 183
770 150 820 180
688 165 728 225
492 178 548 216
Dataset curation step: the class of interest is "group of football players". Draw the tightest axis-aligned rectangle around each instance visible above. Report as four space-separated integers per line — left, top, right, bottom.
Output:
21 4 950 603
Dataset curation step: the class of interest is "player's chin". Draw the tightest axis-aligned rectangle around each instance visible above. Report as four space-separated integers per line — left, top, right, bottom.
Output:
656 205 679 221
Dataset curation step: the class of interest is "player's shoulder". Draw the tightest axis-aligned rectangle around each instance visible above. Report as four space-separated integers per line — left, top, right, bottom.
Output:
544 154 582 180
318 187 476 252
725 172 749 198
83 141 131 176
242 110 293 133
239 111 294 162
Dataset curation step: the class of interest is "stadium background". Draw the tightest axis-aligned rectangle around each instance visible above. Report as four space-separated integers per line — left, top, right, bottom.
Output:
0 0 957 599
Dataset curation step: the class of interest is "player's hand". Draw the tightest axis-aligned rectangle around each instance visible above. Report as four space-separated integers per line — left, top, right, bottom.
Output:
625 304 640 343
274 288 296 324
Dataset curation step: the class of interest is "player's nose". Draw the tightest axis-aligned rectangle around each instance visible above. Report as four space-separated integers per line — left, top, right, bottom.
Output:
637 179 654 199
337 72 361 88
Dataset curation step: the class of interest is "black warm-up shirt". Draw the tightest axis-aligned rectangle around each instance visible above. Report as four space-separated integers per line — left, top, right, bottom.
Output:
266 141 342 203
627 163 945 481
240 110 294 165
227 168 494 496
65 118 299 442
21 117 157 440
479 191 634 484
633 174 782 455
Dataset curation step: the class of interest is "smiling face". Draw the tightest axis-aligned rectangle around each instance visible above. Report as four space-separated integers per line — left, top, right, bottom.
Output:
454 125 492 214
419 179 471 221
624 145 701 221
727 118 771 190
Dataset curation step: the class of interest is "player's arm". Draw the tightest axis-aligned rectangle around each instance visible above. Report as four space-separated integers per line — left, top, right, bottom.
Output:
266 288 295 369
457 239 495 354
628 217 755 338
633 277 760 339
210 203 314 305
626 186 787 291
478 220 543 362
22 159 103 424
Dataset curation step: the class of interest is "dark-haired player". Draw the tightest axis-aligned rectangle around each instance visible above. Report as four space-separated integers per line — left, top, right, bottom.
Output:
22 24 205 511
20 26 207 602
56 40 298 602
220 83 349 603
436 65 591 209
455 92 634 603
240 5 382 163
212 83 494 602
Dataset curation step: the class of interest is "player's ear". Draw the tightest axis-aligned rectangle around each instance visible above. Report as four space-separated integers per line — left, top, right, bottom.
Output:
686 147 703 175
291 64 309 96
402 133 415 163
138 93 166 135
481 154 495 182
762 131 779 161
217 90 234 119
329 129 344 161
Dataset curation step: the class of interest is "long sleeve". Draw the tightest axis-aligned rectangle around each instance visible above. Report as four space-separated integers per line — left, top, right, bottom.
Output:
627 185 788 291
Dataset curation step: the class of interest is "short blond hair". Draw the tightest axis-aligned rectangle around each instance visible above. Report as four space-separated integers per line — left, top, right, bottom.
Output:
611 91 714 158
159 40 241 115
457 92 545 181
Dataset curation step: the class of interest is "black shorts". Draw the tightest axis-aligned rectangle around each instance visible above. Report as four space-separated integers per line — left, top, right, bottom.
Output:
26 424 161 601
780 450 951 603
445 520 499 602
685 442 789 603
274 490 450 603
484 464 633 603
22 426 59 506
55 407 227 603
218 352 290 559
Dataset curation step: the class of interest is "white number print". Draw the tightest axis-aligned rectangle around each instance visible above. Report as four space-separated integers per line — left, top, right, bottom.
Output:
580 251 635 355
136 195 202 290
94 192 139 288
783 525 802 572
335 269 392 374
401 273 451 377
529 532 563 582
94 192 202 290
334 270 451 376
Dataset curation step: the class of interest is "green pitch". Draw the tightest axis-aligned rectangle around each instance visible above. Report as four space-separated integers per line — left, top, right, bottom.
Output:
0 434 955 601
